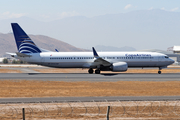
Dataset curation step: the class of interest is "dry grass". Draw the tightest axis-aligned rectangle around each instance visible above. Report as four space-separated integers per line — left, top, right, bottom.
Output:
126 69 180 73
0 80 180 98
1 101 180 119
0 69 21 73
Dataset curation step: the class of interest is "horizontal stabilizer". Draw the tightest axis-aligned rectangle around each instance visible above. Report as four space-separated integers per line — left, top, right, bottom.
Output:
40 48 52 52
16 52 32 57
6 52 16 56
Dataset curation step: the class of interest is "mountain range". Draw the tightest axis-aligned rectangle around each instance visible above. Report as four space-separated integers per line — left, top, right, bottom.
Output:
0 33 135 57
0 9 180 51
0 33 87 57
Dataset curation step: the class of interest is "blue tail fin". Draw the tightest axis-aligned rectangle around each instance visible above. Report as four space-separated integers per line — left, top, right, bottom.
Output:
11 23 41 53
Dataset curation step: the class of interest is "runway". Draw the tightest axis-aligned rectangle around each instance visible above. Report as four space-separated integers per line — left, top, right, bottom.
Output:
0 73 180 81
0 96 180 103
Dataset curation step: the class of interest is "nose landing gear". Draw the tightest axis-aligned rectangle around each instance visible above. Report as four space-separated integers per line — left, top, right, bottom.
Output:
158 67 162 74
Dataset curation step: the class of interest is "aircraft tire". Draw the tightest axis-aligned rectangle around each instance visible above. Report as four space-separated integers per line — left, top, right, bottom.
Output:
88 68 94 74
158 71 161 74
95 69 100 74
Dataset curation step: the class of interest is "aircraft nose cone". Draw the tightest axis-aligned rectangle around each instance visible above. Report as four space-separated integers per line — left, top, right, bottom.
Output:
170 59 175 64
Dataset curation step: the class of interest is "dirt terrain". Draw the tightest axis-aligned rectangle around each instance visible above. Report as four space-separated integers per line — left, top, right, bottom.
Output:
1 101 180 119
0 80 180 97
0 69 21 73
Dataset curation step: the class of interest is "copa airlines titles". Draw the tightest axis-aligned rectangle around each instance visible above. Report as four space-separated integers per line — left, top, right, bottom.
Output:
125 54 151 57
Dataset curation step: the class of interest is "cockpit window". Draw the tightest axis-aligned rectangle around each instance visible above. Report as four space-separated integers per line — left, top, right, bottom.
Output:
165 56 169 58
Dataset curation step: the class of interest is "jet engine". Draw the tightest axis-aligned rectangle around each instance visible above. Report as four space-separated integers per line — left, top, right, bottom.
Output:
111 62 128 72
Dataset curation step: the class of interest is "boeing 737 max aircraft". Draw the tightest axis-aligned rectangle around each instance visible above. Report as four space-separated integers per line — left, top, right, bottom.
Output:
7 23 174 74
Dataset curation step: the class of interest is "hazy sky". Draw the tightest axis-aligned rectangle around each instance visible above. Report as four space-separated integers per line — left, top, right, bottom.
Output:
1 0 180 50
1 0 180 22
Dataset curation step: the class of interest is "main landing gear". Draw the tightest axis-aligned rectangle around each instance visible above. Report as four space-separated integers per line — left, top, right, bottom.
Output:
88 68 94 74
95 69 100 74
88 68 101 74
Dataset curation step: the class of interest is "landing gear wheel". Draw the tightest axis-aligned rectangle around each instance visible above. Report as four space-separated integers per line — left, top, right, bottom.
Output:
95 69 100 74
88 68 94 74
158 67 162 74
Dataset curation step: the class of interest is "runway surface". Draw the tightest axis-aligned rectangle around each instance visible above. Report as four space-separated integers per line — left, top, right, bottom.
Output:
0 73 180 81
1 96 180 103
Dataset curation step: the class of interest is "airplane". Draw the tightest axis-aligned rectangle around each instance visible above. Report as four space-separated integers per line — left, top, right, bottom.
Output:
7 23 174 74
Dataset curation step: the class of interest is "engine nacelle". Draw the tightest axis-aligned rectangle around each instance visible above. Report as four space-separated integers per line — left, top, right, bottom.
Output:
111 62 128 72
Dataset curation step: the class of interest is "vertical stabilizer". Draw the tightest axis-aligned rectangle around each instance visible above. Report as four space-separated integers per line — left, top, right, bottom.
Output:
11 23 41 53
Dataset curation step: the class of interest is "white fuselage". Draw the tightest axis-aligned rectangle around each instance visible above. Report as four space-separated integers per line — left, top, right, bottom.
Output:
14 51 174 69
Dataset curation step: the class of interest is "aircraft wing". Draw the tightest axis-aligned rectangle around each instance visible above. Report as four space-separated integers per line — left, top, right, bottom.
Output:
90 47 111 67
93 57 111 66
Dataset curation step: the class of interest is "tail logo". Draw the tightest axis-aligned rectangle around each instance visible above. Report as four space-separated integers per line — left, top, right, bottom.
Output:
17 36 41 53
